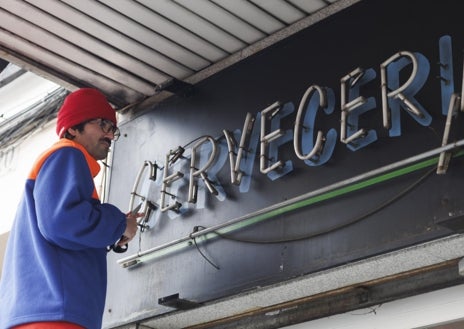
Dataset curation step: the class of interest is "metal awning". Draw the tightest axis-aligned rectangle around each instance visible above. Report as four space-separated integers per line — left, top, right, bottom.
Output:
0 0 357 109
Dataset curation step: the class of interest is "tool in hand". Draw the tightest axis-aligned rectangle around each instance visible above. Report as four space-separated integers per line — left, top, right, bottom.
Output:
108 203 143 253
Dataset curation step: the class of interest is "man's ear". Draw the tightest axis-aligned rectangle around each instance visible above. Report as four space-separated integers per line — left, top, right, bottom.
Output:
67 127 77 138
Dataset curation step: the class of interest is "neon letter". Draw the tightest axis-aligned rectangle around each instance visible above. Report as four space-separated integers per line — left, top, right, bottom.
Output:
294 85 336 165
260 102 294 180
380 51 432 137
340 67 377 151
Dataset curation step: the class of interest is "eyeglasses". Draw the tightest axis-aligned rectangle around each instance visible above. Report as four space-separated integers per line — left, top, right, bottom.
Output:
87 118 121 141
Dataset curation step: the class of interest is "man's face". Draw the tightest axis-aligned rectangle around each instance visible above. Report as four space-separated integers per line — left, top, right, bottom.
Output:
69 119 117 160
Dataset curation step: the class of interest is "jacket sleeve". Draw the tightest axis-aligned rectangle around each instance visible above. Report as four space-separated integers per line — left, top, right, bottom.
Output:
34 147 127 250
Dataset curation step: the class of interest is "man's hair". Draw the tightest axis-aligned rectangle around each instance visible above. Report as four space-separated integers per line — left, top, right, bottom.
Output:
63 121 87 140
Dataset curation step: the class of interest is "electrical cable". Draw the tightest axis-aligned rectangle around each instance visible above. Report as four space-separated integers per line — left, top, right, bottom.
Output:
138 225 143 254
168 135 216 164
189 230 220 270
0 87 68 149
192 166 436 245
182 135 214 149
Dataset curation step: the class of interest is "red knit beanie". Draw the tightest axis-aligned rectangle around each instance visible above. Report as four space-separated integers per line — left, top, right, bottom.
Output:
56 88 117 137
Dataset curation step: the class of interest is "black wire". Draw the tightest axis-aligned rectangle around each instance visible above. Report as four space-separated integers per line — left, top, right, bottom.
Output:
189 232 220 270
193 166 436 245
0 88 68 149
183 135 213 149
168 135 216 164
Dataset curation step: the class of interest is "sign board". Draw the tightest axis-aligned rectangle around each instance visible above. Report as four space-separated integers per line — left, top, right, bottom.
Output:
104 0 464 326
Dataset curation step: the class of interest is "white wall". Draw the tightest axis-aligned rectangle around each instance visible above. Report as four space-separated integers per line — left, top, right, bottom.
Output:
0 120 58 234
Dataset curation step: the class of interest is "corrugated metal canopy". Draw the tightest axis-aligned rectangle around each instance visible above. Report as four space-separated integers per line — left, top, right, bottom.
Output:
0 0 355 109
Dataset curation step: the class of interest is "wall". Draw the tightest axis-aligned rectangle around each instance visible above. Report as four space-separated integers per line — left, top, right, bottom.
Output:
0 116 59 234
0 232 7 278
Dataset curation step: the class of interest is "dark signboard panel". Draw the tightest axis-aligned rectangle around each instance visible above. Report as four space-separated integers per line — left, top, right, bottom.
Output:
104 0 464 326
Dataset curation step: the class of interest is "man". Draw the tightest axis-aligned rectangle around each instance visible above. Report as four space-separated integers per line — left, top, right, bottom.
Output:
0 88 139 329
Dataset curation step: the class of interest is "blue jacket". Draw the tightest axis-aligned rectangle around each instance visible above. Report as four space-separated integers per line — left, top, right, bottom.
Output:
0 139 127 329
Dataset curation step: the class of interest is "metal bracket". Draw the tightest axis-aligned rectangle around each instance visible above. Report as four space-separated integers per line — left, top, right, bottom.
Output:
158 293 201 310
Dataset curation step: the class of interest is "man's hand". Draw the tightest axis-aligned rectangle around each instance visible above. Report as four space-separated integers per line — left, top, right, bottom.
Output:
118 211 143 246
